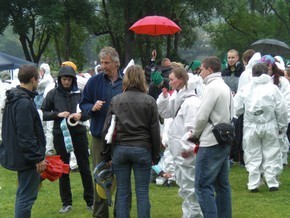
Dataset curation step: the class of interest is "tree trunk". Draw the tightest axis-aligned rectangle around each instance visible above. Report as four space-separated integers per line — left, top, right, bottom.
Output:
19 34 32 62
64 15 71 60
124 0 134 66
166 36 171 58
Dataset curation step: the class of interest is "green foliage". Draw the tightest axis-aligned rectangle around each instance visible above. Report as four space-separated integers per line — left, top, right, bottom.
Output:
1 0 290 67
207 0 290 57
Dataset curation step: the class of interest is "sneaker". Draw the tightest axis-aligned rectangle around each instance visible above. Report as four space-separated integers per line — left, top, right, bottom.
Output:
86 205 93 211
269 187 279 192
249 188 259 193
59 205 72 213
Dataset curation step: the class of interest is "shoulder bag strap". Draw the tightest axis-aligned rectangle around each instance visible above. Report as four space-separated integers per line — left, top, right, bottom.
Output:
208 89 232 125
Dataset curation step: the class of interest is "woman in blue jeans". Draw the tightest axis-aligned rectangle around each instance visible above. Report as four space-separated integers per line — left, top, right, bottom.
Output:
103 65 161 218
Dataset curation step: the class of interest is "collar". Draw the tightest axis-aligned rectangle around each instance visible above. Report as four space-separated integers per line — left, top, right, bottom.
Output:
203 72 222 84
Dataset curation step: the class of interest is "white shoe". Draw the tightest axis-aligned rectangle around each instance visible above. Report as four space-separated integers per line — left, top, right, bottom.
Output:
59 205 72 213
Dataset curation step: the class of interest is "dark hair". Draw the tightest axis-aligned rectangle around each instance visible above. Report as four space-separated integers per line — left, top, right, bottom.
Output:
252 63 268 77
18 64 38 84
242 49 255 64
202 56 221 72
271 63 285 86
286 67 290 77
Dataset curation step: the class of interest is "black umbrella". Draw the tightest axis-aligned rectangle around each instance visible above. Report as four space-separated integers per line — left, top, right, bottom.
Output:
250 39 290 56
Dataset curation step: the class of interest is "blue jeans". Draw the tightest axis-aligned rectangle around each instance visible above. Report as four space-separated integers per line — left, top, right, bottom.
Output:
112 146 152 218
15 168 41 218
195 144 232 218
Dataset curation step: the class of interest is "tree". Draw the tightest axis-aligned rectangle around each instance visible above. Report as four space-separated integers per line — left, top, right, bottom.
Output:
91 0 219 67
206 0 290 57
0 0 96 66
0 0 60 63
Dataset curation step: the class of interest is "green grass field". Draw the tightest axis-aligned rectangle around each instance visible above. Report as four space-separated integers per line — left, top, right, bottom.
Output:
1 158 290 217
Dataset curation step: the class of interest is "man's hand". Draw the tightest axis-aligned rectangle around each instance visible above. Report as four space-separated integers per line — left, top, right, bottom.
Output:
92 100 106 112
151 49 157 61
36 159 46 174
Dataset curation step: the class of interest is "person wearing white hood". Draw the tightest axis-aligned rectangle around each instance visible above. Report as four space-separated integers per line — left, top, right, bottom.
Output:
230 51 261 168
34 63 55 156
238 51 261 91
157 67 203 218
34 63 54 109
234 62 288 192
259 55 290 166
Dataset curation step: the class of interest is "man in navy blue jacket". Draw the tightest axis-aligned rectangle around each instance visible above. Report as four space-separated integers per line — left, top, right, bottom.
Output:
80 46 123 218
0 64 46 218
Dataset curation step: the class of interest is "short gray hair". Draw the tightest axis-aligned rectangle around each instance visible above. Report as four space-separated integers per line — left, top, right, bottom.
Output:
252 63 268 77
99 46 120 68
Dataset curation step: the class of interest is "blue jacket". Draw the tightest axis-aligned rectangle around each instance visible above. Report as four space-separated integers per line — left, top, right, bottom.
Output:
0 86 46 171
80 72 123 138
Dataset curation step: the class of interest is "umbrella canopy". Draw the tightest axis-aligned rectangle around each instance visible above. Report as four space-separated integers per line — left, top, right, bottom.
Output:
41 155 70 182
0 51 36 71
250 39 290 56
129 15 181 36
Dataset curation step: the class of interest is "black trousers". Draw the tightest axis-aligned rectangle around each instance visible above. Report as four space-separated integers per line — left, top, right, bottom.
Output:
54 132 94 207
230 114 244 165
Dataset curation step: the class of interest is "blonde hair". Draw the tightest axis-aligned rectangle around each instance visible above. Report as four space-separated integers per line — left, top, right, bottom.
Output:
171 61 184 68
122 65 147 93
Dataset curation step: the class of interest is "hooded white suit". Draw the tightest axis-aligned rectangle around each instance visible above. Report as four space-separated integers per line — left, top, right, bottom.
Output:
234 74 288 190
157 74 203 218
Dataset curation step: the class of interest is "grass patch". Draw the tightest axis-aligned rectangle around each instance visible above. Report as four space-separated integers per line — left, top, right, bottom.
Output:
1 156 290 217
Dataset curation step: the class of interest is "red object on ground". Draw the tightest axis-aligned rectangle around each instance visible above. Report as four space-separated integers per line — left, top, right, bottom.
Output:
129 15 181 36
41 155 70 182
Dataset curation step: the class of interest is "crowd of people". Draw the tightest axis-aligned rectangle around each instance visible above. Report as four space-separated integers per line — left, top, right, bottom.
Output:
0 45 290 218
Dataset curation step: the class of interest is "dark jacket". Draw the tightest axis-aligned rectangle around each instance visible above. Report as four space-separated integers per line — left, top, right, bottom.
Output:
103 88 161 164
144 60 156 85
148 78 170 100
41 66 89 135
79 72 123 138
221 61 244 93
0 86 46 171
161 66 173 79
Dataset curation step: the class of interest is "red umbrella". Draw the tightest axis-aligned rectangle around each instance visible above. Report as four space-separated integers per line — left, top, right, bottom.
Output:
41 155 70 182
129 15 181 36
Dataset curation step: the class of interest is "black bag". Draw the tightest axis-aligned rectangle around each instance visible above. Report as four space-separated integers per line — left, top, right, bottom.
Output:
211 122 235 146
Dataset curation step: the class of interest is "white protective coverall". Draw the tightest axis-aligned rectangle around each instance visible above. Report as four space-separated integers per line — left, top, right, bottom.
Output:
0 81 12 142
42 80 55 155
234 74 288 190
160 117 175 182
275 76 290 165
237 52 261 91
157 74 203 218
